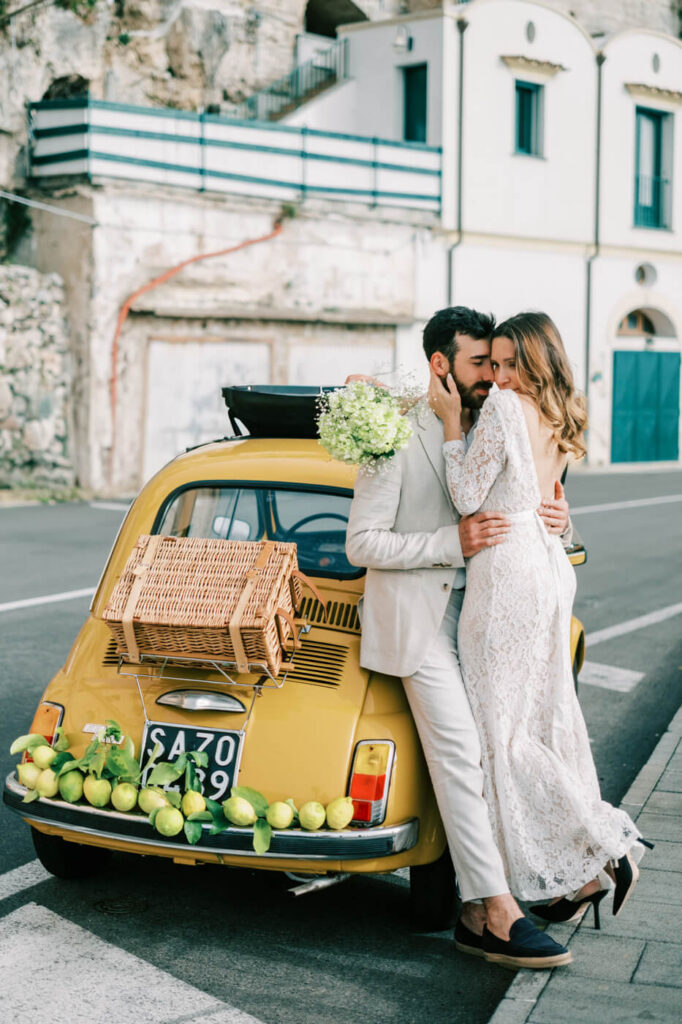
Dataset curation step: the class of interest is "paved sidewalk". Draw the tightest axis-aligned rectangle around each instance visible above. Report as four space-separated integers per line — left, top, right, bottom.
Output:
489 705 682 1024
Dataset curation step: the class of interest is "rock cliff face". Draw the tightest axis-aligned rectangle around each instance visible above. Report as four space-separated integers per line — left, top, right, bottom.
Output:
0 266 74 487
0 0 309 187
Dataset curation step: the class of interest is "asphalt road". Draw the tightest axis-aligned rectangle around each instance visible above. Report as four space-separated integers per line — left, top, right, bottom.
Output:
1 473 681 1024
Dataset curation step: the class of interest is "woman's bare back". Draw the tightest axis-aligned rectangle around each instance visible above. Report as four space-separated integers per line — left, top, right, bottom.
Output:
516 394 567 501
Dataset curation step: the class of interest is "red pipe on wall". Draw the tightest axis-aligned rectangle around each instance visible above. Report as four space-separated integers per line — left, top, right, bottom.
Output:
108 220 284 484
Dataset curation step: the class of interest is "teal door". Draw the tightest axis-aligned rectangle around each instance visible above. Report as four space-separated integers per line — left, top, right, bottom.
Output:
611 350 680 462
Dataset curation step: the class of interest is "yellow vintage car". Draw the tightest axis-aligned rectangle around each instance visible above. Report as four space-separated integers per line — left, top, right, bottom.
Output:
3 387 586 931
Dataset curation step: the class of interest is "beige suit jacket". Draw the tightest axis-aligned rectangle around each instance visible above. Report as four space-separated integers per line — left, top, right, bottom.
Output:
346 402 464 678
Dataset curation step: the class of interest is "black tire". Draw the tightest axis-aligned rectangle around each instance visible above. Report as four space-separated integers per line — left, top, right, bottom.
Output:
31 828 112 880
409 847 458 932
573 656 580 694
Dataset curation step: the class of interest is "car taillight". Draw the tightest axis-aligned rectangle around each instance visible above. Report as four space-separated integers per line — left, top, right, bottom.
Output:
347 740 395 827
24 702 64 760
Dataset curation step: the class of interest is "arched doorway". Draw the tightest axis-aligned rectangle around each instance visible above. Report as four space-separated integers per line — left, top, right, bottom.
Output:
611 307 680 462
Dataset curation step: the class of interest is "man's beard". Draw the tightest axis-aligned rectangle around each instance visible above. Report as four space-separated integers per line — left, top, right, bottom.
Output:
450 369 492 410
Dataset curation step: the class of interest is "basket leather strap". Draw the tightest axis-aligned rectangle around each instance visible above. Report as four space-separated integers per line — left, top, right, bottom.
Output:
275 607 300 651
291 570 328 620
121 534 164 664
228 541 275 674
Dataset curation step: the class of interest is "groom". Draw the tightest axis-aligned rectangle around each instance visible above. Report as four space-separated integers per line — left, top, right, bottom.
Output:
346 306 572 970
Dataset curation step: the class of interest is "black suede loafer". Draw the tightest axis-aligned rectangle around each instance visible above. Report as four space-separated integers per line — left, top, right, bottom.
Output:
481 917 572 969
454 919 486 959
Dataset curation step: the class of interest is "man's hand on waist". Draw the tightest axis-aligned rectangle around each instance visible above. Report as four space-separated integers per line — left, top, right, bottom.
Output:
538 481 570 535
459 511 511 557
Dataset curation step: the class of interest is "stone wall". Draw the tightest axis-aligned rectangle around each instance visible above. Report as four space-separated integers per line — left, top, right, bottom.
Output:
0 266 74 488
539 0 680 37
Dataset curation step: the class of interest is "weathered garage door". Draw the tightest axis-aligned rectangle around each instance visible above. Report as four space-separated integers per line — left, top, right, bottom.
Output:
611 350 680 462
143 340 271 482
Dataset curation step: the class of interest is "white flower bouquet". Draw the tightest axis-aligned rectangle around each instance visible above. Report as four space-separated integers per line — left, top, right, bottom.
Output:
317 381 413 468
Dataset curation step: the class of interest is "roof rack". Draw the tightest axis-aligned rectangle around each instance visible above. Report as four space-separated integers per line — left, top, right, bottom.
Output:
222 385 337 439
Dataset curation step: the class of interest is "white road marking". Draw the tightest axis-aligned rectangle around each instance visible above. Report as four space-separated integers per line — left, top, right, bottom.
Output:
586 602 682 647
0 587 95 613
0 903 266 1024
0 859 51 902
579 661 645 693
571 494 682 515
89 501 131 512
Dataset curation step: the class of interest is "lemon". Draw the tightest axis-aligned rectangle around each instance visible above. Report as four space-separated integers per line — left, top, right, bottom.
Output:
181 791 206 816
58 770 84 803
137 788 169 814
154 806 184 837
266 801 294 829
83 775 112 808
111 782 138 812
222 795 257 827
35 768 59 798
17 763 42 790
325 796 355 830
31 745 57 770
299 801 326 831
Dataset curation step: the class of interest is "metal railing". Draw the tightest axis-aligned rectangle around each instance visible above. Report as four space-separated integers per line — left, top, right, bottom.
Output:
634 174 671 229
237 39 349 122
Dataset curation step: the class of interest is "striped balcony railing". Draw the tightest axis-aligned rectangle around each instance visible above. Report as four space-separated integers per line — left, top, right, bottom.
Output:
28 99 441 214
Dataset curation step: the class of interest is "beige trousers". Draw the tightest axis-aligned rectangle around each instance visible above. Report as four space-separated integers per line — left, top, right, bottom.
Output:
402 588 510 903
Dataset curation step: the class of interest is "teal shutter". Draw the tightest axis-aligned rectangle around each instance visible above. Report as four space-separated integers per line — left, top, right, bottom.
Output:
612 350 680 462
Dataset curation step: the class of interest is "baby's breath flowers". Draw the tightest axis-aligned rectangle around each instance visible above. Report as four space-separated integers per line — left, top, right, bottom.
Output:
317 381 413 468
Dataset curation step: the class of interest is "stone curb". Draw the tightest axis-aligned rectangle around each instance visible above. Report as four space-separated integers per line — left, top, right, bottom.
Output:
486 702 682 1024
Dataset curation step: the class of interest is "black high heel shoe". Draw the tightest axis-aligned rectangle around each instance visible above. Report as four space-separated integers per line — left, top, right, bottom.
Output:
530 889 608 930
612 852 640 917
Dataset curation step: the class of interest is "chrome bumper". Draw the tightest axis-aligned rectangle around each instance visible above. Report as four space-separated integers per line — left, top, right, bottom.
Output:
3 772 418 861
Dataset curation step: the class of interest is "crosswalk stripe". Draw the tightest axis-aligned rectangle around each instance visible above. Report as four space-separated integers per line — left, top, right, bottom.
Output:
0 587 96 613
571 494 682 515
0 903 266 1023
579 661 645 693
0 859 51 901
585 602 682 646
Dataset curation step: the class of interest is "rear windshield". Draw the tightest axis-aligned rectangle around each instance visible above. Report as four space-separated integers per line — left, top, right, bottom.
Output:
155 485 362 579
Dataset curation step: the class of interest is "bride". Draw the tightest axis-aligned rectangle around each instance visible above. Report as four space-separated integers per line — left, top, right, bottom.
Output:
428 311 645 925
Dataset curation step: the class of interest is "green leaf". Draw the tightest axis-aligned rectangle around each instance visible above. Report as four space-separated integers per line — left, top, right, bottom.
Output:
231 786 269 818
205 797 222 818
106 747 141 783
54 727 70 753
50 752 75 774
10 734 49 755
104 720 123 743
147 762 184 786
285 798 299 818
88 747 106 780
184 761 197 794
208 810 230 836
186 750 209 769
122 735 135 758
253 818 272 854
188 811 213 822
57 758 83 777
22 788 41 803
165 790 182 809
183 819 203 845
149 806 162 828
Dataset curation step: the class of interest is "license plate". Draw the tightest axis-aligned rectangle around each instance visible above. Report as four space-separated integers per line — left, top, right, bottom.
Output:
139 722 244 803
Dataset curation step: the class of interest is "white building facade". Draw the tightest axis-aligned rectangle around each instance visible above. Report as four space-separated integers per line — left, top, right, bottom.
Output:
16 0 682 487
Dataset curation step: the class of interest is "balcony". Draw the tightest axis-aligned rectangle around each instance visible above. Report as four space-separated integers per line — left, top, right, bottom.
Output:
28 99 441 214
634 174 671 229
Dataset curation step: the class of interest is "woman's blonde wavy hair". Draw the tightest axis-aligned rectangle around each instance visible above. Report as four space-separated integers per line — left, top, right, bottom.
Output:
493 312 587 460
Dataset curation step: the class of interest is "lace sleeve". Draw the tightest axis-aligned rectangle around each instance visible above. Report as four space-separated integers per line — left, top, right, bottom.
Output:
443 395 507 515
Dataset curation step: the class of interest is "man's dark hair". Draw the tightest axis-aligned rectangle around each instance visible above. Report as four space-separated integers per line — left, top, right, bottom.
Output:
422 306 496 364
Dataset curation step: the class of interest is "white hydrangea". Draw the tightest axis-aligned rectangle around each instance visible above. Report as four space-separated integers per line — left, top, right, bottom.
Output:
317 382 413 468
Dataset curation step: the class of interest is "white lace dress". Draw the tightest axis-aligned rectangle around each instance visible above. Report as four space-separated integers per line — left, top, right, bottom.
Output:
443 389 640 901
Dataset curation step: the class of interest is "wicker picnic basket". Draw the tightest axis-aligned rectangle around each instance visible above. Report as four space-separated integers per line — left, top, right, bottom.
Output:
102 535 307 676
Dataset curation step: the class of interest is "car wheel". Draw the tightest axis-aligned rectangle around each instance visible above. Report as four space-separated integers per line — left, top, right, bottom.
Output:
409 847 458 932
31 828 112 879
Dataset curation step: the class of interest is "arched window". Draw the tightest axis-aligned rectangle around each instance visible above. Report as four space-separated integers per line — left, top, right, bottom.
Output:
617 310 657 337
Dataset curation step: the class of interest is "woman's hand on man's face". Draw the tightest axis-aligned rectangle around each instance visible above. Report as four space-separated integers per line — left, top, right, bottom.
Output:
428 367 461 428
